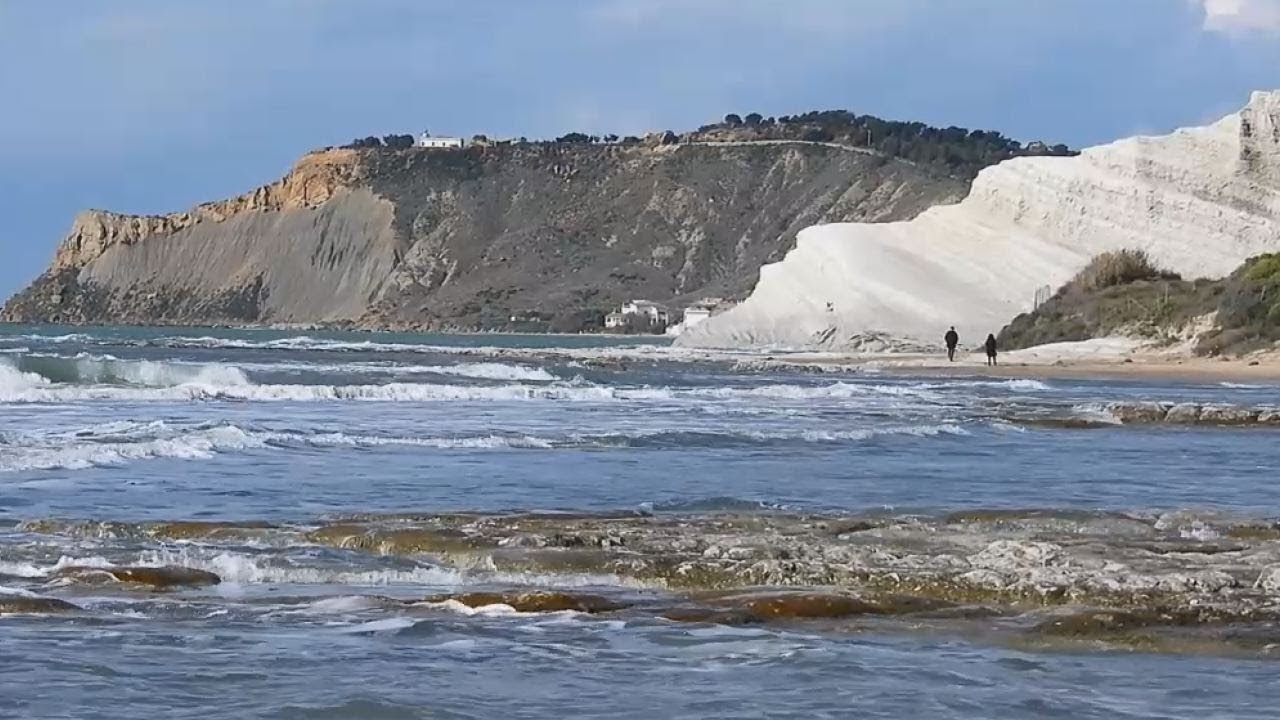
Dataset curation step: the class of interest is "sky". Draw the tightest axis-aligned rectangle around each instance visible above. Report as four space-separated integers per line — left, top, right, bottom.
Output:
2 0 1280 298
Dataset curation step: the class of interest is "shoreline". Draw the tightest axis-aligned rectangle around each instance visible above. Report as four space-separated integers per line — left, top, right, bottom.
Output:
780 352 1280 384
4 322 1279 383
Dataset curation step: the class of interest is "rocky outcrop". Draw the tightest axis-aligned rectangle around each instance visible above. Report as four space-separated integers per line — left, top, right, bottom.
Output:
21 509 1280 654
49 149 367 272
680 90 1280 350
3 141 963 330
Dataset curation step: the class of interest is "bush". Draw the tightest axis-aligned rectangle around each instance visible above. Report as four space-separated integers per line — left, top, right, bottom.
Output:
382 134 415 149
1199 252 1280 354
1068 250 1176 293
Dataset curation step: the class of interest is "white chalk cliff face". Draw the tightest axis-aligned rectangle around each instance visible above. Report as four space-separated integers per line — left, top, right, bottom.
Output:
678 91 1280 350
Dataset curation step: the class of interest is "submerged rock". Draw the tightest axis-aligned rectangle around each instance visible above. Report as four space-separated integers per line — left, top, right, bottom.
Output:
306 525 496 557
0 596 81 614
1097 402 1280 427
730 592 880 620
24 506 1280 653
53 565 221 589
147 520 277 541
1106 402 1171 424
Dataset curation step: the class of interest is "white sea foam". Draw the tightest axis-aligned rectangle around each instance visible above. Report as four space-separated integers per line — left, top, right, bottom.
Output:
332 617 421 634
1 353 251 389
0 372 948 405
0 417 969 472
139 549 464 586
417 598 579 618
0 425 267 472
5 549 637 589
1068 403 1128 425
0 362 50 395
234 358 557 382
422 363 556 382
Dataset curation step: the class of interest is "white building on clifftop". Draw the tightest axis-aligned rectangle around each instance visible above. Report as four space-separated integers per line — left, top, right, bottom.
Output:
417 131 464 149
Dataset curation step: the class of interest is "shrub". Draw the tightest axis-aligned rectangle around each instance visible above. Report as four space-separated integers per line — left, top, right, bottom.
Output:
1068 250 1176 293
1199 252 1280 354
382 134 415 149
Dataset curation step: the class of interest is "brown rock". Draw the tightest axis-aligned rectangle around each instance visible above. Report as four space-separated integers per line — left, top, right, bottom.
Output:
0 596 82 614
54 565 221 589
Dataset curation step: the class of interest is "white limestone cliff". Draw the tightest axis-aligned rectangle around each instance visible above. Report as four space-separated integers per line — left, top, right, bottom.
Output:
678 91 1280 350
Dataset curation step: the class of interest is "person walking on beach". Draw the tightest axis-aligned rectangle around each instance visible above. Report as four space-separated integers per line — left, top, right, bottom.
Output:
984 333 998 366
944 326 959 362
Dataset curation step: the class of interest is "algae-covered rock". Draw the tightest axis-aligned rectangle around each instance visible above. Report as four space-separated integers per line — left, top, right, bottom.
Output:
53 565 221 589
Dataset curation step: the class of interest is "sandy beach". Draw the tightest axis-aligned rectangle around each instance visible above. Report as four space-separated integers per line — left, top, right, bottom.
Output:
772 338 1280 384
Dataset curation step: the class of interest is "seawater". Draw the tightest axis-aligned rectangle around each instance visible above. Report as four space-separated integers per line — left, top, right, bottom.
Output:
1 325 1279 719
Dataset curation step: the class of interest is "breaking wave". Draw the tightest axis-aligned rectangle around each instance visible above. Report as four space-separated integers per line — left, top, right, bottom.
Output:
0 421 971 472
1 549 633 589
0 358 949 405
251 359 557 382
1 353 250 389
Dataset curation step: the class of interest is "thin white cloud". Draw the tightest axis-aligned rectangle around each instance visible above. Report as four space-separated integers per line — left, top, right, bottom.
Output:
1198 0 1280 34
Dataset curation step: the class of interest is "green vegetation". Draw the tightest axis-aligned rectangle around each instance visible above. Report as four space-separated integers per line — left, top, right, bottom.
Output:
342 109 1074 179
1000 251 1280 356
694 109 1074 178
1197 253 1280 355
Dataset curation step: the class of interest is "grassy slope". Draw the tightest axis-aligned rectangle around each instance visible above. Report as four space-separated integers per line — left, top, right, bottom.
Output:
999 252 1280 356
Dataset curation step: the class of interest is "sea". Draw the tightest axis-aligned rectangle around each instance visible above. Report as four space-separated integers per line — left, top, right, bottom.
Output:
2 324 1279 719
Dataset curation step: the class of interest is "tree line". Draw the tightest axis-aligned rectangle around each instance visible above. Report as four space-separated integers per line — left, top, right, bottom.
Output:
703 110 1074 178
340 110 1072 178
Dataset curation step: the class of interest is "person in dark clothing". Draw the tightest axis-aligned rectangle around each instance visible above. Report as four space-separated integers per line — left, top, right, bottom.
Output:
984 333 998 366
944 327 959 362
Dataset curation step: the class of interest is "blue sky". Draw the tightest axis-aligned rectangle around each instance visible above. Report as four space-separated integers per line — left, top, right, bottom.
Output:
2 0 1280 298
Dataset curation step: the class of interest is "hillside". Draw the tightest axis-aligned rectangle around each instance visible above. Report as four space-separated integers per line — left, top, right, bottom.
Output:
999 252 1280 356
678 90 1280 350
3 137 970 331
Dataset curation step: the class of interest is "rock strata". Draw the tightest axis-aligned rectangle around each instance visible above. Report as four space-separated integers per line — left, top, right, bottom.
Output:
3 142 962 330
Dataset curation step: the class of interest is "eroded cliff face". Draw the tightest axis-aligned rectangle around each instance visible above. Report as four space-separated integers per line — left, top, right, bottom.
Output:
3 142 963 329
679 90 1280 350
50 149 367 272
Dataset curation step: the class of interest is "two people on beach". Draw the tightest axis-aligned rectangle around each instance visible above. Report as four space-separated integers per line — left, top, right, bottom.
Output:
944 327 998 366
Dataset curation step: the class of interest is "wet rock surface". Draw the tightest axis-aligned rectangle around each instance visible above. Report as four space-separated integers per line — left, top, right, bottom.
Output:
51 565 222 589
0 596 82 614
14 508 1280 655
1013 397 1280 425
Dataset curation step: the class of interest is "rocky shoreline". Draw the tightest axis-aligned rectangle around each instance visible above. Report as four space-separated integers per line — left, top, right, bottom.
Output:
11 508 1280 657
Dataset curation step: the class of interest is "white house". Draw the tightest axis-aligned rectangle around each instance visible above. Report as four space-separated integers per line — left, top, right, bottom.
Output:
681 305 712 329
604 311 626 329
665 298 732 336
620 300 671 327
417 131 464 149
